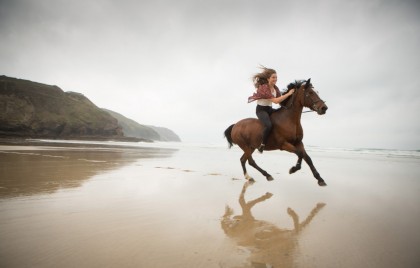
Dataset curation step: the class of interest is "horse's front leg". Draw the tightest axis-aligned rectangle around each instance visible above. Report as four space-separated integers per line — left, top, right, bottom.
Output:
281 142 302 174
289 156 302 174
304 152 327 186
283 142 327 186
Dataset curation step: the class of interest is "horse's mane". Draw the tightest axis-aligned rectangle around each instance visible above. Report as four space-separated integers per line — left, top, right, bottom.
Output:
279 79 307 107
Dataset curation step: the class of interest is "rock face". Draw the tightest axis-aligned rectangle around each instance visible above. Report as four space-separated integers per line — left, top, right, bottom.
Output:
147 125 181 142
103 109 181 142
0 75 123 139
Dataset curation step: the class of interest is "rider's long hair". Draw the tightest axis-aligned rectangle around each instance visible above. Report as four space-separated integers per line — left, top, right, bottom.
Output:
252 66 276 88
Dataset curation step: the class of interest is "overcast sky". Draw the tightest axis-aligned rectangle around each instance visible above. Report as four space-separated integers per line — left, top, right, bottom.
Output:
1 0 419 149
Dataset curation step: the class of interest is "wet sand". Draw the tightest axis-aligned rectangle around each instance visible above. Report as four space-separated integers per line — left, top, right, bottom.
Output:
0 141 419 267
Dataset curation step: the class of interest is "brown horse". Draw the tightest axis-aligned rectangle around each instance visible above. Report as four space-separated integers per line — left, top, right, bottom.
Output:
224 79 328 186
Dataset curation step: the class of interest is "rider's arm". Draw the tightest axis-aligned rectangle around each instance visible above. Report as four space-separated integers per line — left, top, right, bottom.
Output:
270 89 295 104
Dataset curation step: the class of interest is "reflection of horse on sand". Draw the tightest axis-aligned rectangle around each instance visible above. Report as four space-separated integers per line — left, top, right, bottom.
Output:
221 181 326 267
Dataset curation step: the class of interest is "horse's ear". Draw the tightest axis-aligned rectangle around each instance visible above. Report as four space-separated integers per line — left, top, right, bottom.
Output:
305 78 311 88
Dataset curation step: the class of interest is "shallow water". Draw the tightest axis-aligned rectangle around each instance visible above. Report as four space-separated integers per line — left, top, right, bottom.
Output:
0 141 419 267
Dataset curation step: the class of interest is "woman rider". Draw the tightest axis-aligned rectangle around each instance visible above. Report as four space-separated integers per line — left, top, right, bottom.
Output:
247 67 295 153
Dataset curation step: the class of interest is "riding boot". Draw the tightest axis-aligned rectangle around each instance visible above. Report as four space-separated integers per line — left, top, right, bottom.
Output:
259 128 270 153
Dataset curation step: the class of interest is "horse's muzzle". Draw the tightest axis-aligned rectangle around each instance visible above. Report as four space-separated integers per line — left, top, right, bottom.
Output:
317 104 328 115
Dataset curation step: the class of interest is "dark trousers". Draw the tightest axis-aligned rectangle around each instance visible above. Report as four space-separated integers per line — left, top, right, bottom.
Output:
256 105 273 145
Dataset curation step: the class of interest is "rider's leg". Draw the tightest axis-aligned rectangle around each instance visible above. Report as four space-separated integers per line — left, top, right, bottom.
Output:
256 105 272 153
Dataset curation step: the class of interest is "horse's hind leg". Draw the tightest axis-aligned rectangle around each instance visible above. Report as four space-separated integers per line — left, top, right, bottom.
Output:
240 153 254 181
248 155 274 181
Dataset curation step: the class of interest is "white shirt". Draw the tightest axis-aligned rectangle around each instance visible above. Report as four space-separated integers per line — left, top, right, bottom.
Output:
256 89 277 107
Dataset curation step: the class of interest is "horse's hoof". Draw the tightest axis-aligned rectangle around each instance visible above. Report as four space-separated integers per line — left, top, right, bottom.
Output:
266 175 274 181
318 181 327 186
289 167 297 174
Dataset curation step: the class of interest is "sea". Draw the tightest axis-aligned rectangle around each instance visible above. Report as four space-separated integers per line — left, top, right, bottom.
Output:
32 139 420 159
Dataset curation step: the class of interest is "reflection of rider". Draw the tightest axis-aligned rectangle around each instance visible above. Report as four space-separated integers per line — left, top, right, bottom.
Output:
248 67 295 153
221 181 326 267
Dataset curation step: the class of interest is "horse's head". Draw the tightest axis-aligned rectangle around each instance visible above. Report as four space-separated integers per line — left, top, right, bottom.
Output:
282 79 328 115
302 79 328 115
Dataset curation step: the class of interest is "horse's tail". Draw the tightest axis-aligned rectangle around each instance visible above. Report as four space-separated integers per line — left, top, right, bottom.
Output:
224 124 235 148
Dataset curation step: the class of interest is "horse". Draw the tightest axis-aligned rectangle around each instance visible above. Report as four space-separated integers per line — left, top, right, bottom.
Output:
224 79 328 186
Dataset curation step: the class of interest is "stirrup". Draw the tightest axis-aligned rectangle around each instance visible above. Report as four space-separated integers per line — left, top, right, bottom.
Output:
258 144 265 153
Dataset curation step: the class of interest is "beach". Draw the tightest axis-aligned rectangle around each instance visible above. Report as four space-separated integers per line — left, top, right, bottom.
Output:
0 140 419 268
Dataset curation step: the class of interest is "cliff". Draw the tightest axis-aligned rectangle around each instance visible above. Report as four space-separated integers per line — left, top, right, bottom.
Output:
147 125 181 142
103 109 181 142
0 76 120 140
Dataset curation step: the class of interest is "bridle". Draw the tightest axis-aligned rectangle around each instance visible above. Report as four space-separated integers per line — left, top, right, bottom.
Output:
284 80 325 113
303 85 326 113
